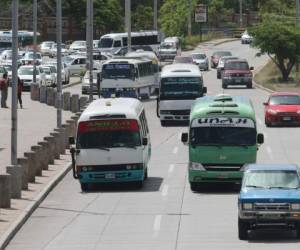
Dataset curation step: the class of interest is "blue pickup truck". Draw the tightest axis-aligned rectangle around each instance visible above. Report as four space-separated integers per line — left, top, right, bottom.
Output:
238 164 300 240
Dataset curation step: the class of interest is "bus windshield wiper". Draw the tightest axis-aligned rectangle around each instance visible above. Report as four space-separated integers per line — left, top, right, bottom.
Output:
245 185 265 188
95 146 110 151
268 186 298 189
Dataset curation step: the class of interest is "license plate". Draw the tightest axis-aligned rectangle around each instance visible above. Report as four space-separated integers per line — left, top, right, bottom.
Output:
235 79 241 83
105 173 115 179
259 214 281 219
283 117 291 121
217 173 228 179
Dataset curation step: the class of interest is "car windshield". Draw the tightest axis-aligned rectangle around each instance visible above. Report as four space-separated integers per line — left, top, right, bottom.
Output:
26 53 41 59
42 42 53 48
41 67 51 74
160 42 176 49
3 65 12 71
192 54 206 59
269 95 300 105
190 126 256 146
63 56 74 64
76 120 141 149
73 41 85 46
244 170 300 189
225 61 249 70
102 63 134 79
99 38 113 48
213 51 232 57
160 77 203 100
18 67 38 75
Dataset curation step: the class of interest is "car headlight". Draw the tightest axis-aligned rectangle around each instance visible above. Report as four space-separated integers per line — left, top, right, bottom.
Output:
297 110 300 115
189 162 205 170
291 203 300 210
242 203 253 210
267 109 277 115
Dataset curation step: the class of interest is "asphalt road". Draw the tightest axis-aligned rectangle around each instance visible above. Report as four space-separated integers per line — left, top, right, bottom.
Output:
6 41 300 250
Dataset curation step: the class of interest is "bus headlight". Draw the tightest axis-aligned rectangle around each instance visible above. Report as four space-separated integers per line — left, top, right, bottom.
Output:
242 203 253 210
189 162 205 170
291 204 300 210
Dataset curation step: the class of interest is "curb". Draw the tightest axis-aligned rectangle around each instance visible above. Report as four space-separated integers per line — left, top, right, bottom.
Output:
0 163 72 250
213 38 240 46
253 59 275 94
62 78 81 89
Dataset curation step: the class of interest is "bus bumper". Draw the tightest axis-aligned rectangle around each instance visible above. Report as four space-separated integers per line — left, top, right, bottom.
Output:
78 170 144 183
189 170 243 183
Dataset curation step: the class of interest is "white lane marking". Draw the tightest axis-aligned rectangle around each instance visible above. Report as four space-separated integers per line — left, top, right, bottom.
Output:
266 146 274 160
168 164 175 173
153 215 162 231
173 147 178 154
257 118 263 125
161 185 169 197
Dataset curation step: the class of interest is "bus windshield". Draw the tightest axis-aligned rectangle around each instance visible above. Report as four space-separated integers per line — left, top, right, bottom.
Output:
190 127 256 146
102 64 134 79
160 77 203 100
99 38 113 48
76 120 141 149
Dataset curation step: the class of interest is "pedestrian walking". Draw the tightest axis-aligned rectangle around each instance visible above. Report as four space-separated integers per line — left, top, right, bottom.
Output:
18 77 23 108
0 73 9 108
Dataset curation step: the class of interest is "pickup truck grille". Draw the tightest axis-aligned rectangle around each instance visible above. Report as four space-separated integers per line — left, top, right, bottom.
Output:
254 203 290 211
169 110 190 115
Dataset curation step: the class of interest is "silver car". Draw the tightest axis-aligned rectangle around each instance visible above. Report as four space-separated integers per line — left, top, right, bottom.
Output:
191 53 209 71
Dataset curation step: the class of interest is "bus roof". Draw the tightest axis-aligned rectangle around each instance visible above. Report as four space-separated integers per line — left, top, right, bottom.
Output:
100 31 159 39
79 98 144 122
190 94 255 121
161 64 202 78
126 51 158 61
103 57 152 65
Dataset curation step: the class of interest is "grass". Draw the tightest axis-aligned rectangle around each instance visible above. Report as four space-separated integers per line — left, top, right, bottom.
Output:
254 60 300 92
182 32 226 50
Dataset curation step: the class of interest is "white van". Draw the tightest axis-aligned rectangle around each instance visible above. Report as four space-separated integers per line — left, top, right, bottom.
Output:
157 64 206 126
158 37 181 61
70 98 151 191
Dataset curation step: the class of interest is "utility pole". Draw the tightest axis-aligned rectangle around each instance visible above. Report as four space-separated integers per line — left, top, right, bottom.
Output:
125 0 131 52
87 0 94 102
188 0 192 37
33 0 37 84
56 0 62 128
296 0 300 75
11 0 18 165
153 0 158 30
239 0 243 28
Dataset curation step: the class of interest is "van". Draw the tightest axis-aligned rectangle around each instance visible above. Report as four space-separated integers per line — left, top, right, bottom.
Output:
158 37 181 61
70 97 151 191
63 55 87 76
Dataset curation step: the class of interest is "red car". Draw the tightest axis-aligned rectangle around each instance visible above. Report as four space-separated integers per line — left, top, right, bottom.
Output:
264 92 300 127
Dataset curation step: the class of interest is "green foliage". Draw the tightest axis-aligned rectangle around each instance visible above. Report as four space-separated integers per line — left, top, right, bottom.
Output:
132 5 153 31
250 14 300 81
208 0 234 28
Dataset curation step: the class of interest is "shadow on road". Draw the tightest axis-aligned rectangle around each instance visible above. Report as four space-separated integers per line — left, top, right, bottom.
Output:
248 229 300 243
192 182 241 194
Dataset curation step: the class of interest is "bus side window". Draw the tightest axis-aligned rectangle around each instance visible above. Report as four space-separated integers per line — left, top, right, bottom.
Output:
113 40 121 48
122 37 127 47
139 114 146 138
142 110 149 133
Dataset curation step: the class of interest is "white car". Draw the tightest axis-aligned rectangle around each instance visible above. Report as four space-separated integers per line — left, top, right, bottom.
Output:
191 53 209 71
18 65 46 91
93 40 99 48
241 31 253 44
21 52 42 65
40 65 56 86
49 43 69 58
81 69 101 95
69 40 86 52
46 61 70 85
63 55 86 76
40 41 55 56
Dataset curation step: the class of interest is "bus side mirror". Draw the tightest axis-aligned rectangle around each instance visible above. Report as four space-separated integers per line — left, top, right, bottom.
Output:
142 137 148 146
69 136 75 145
263 102 268 106
202 86 207 94
181 133 188 144
257 133 264 144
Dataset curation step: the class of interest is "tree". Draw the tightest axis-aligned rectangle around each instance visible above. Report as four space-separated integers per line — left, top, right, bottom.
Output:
250 14 300 81
132 5 153 31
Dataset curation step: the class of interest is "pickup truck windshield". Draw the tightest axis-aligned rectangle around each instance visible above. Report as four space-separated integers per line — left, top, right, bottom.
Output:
190 127 256 146
160 77 203 100
244 170 300 189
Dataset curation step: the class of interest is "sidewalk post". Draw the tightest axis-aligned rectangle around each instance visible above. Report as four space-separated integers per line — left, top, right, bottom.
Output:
56 0 62 128
33 0 37 84
125 0 131 52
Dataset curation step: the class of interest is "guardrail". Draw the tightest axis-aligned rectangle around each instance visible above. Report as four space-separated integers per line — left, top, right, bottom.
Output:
0 84 89 208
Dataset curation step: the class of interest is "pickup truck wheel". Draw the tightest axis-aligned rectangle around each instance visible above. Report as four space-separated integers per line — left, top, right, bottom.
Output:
247 82 253 89
238 218 249 240
222 83 227 89
296 223 300 238
160 120 167 127
190 182 200 192
217 72 221 79
134 180 143 189
80 183 89 192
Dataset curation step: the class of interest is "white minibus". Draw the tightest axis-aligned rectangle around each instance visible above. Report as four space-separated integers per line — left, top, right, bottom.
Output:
70 98 151 191
157 64 207 126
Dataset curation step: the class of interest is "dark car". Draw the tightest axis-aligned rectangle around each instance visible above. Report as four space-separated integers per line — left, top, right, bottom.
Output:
210 51 232 68
222 59 253 89
238 164 300 240
264 92 300 127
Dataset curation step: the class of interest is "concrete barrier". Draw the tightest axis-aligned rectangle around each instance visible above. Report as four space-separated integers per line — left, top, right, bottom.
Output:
44 136 56 164
79 96 88 110
17 158 29 190
30 83 40 101
38 141 50 170
49 133 61 159
63 92 71 111
71 94 79 113
62 124 72 149
6 165 22 199
31 145 43 176
23 152 36 183
46 88 55 106
40 85 47 103
0 173 11 208
54 128 66 155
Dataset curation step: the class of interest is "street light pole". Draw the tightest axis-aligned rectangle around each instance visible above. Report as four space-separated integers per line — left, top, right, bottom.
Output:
56 0 62 128
188 0 192 37
239 0 243 28
153 0 158 30
11 0 19 165
33 0 37 84
125 0 131 52
87 0 93 102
